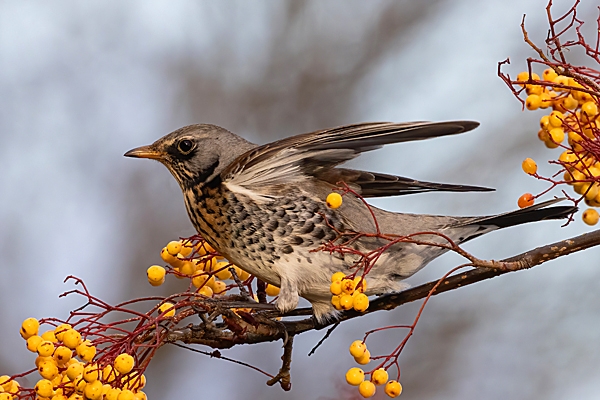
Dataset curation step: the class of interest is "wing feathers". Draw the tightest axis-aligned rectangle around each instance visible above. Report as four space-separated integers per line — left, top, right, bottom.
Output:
223 121 481 196
316 168 494 197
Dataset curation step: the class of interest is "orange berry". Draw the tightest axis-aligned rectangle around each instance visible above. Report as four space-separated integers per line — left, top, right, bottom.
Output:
539 91 556 108
331 272 346 282
354 349 371 365
583 209 599 226
114 353 135 374
353 293 369 312
197 285 214 297
525 94 541 110
548 127 565 144
339 294 354 310
358 380 376 398
521 158 537 175
371 368 389 385
326 192 343 209
581 101 598 117
20 317 40 339
518 193 535 208
166 241 182 256
349 340 367 358
548 111 564 128
542 68 558 81
330 281 343 295
265 284 280 297
331 295 342 310
345 368 365 386
539 115 550 130
516 71 540 86
385 380 403 397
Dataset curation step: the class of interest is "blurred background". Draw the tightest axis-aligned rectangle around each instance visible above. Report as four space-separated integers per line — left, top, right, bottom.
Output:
1 1 599 399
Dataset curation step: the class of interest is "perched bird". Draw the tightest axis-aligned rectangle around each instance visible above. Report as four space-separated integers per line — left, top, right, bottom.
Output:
125 121 574 322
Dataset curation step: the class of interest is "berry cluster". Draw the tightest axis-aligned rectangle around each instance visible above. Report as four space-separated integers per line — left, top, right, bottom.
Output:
329 273 369 312
345 341 402 398
515 68 600 225
11 318 147 400
148 239 279 300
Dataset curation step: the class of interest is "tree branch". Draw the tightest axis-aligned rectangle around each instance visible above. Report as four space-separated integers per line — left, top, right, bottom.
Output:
167 228 600 346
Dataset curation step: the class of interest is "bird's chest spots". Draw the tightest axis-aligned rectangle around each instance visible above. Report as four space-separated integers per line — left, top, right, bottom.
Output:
184 187 346 269
184 186 230 242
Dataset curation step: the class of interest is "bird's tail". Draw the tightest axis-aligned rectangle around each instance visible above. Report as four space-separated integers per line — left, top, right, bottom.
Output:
460 198 576 230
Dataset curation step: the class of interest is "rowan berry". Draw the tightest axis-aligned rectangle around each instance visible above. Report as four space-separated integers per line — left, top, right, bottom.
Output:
54 324 72 341
212 280 227 295
179 241 194 257
331 272 346 282
38 360 59 380
61 329 82 350
355 349 371 365
339 294 354 310
542 68 557 81
582 101 598 117
34 379 54 398
265 284 280 297
20 317 40 339
37 340 55 357
583 209 599 225
372 368 389 385
114 353 135 374
330 281 342 295
518 193 535 208
353 293 369 312
345 368 365 386
83 380 103 400
27 335 43 352
65 362 84 381
117 389 135 400
525 94 541 110
548 127 565 143
146 265 166 286
191 273 214 289
331 295 342 310
349 340 367 358
214 262 232 280
104 388 121 400
326 192 343 209
516 71 539 85
158 302 175 318
385 380 403 397
83 363 101 383
197 286 214 297
522 158 537 175
166 241 182 256
358 380 376 398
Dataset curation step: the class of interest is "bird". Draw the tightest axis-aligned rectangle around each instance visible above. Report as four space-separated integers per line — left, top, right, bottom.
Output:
125 121 575 323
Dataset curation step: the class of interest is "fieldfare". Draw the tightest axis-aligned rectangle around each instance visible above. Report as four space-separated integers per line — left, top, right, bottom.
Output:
125 121 574 322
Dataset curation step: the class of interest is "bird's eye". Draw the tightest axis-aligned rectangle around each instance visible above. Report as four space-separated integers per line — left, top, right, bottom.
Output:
177 139 195 154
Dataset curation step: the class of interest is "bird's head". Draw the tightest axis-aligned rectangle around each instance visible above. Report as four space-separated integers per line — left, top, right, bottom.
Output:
124 124 256 189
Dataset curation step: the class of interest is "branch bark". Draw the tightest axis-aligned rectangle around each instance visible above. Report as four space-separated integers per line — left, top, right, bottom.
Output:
168 229 600 345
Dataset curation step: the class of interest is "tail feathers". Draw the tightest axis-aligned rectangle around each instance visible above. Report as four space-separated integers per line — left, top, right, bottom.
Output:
462 198 576 229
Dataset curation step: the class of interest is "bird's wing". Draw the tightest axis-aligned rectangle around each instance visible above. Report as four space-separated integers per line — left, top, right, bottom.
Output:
222 121 479 193
315 168 493 197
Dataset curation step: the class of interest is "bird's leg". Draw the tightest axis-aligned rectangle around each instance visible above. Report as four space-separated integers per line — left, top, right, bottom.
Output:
229 266 251 299
275 277 299 314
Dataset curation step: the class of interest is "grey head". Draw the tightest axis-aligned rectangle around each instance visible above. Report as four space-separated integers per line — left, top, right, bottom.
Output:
124 124 256 189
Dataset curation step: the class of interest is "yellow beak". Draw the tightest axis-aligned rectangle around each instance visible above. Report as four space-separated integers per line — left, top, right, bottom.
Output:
124 145 163 160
